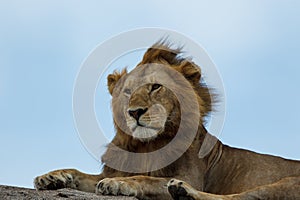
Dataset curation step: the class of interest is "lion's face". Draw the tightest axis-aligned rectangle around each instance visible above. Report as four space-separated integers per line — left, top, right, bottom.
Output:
106 43 213 143
125 82 179 141
108 64 181 142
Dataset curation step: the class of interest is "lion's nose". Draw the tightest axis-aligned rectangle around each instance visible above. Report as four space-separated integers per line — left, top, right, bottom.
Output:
128 108 148 121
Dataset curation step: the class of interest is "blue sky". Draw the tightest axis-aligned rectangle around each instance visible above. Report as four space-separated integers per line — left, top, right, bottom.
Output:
0 1 299 188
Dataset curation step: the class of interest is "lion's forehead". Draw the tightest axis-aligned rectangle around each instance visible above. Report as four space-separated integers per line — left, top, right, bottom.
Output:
122 67 173 91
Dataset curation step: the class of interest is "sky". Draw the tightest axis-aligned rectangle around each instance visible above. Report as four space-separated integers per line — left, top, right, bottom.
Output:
0 0 299 188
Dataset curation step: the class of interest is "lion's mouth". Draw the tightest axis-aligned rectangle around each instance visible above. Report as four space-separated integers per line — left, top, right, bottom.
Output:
133 120 162 130
136 121 146 128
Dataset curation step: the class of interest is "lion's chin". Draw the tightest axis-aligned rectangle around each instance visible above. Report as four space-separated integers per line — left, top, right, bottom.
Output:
131 126 161 142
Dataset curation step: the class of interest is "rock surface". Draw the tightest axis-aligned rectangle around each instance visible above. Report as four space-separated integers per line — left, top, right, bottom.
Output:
0 185 138 200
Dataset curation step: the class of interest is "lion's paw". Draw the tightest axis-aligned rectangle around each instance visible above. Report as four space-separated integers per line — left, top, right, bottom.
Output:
96 178 139 196
167 179 196 200
34 170 75 190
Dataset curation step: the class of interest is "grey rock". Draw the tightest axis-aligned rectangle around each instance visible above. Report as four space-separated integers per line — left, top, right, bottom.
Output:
0 185 138 200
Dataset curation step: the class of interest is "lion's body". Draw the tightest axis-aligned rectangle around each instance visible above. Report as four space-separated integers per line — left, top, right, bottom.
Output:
34 42 300 200
205 145 300 195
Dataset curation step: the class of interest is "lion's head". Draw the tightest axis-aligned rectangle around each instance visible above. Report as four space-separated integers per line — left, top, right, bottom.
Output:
106 42 213 145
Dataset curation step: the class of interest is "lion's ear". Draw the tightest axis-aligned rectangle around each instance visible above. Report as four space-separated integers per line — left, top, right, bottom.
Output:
178 61 201 84
107 69 127 95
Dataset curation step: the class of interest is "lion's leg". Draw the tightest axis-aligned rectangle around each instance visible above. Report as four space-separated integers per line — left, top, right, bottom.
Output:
34 169 103 193
96 175 171 200
167 176 300 200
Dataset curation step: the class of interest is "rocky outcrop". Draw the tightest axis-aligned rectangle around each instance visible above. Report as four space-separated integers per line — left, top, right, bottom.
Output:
0 185 138 200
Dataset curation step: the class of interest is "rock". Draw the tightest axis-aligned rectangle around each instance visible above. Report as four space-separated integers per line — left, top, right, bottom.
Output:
0 185 138 200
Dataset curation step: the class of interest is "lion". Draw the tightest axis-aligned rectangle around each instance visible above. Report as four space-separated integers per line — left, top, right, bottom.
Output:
34 42 300 200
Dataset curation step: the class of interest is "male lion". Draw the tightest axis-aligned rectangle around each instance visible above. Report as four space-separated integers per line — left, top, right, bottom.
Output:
34 42 300 200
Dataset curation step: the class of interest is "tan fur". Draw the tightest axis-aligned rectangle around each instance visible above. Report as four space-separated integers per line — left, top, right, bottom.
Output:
34 42 300 200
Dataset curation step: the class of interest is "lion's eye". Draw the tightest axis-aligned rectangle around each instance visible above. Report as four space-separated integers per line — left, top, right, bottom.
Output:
124 88 131 95
151 84 161 92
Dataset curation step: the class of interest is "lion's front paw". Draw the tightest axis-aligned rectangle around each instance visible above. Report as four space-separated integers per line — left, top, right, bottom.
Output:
34 170 75 190
167 179 231 200
167 179 196 200
96 178 139 197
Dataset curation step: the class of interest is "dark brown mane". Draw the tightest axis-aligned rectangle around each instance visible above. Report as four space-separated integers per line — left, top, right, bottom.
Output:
140 41 184 66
